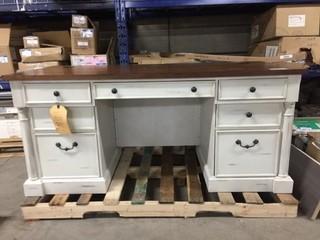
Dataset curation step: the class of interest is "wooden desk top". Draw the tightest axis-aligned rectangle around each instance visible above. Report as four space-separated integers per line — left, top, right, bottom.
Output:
5 62 306 81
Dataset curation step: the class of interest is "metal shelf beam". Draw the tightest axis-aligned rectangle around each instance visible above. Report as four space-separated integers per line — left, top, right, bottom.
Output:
0 1 114 12
125 0 320 8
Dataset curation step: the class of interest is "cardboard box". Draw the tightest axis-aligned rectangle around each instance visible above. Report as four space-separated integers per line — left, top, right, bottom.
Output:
251 37 320 64
71 16 97 55
71 28 97 55
19 45 69 63
0 114 21 138
0 24 15 76
18 61 61 72
72 15 88 28
251 5 320 42
71 54 107 66
23 36 40 48
33 31 71 48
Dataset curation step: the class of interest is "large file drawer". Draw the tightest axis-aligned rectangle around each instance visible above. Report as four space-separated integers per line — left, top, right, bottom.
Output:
35 133 99 178
94 81 215 99
215 130 280 177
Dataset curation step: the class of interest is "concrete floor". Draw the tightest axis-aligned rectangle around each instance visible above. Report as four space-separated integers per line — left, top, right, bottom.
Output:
0 157 319 240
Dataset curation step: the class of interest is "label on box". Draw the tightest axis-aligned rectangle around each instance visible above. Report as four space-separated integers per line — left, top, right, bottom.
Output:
251 24 259 40
21 49 32 57
73 15 86 25
77 41 89 47
0 56 8 63
265 46 279 57
80 29 94 38
280 54 293 60
71 55 107 66
26 39 39 46
288 15 306 27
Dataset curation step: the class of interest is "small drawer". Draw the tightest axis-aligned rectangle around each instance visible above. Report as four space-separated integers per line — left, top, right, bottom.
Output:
36 133 99 178
215 131 280 177
24 83 91 105
218 78 287 100
94 81 215 99
31 106 95 132
217 103 283 128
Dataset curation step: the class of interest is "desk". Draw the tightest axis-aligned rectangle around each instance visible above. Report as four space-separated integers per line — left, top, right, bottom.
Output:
6 62 305 196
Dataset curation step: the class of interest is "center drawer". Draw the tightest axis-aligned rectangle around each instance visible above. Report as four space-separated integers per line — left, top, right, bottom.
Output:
35 133 100 178
217 103 283 128
31 106 95 132
94 81 215 99
215 130 280 177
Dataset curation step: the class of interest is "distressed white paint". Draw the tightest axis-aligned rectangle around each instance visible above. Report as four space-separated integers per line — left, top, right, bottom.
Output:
10 74 301 196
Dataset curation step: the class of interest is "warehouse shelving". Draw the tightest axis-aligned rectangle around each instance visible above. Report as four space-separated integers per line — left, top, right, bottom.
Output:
115 0 320 64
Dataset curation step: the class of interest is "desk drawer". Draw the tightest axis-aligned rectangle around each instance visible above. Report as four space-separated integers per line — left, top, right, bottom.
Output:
36 133 99 178
218 78 287 100
94 81 215 99
217 103 283 128
31 107 95 132
215 131 280 177
24 83 91 105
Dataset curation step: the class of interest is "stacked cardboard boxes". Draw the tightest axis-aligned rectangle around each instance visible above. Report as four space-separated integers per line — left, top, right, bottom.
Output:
250 5 320 64
0 24 27 76
18 31 71 71
70 15 108 66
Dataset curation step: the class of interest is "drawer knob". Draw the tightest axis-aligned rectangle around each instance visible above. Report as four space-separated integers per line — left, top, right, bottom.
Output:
249 87 256 93
55 142 78 151
235 139 259 149
246 112 253 118
53 91 60 97
111 88 118 94
191 86 197 93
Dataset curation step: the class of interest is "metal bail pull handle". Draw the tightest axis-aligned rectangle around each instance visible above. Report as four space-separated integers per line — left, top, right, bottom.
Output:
55 142 78 151
235 139 259 149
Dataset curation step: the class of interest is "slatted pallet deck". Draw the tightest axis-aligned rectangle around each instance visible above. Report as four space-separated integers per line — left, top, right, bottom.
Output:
21 147 298 220
0 138 24 159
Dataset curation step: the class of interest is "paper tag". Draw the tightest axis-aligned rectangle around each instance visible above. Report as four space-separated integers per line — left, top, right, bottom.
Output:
280 54 293 60
288 15 306 27
21 49 32 57
0 56 8 63
49 105 71 134
77 41 89 47
80 29 94 38
265 46 279 57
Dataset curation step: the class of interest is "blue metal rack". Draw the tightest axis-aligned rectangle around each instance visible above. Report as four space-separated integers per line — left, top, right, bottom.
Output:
0 0 114 12
115 0 320 64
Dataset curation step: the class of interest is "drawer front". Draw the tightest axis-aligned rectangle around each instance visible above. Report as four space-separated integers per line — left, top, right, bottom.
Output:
218 78 287 100
24 83 91 104
31 107 95 131
217 103 283 128
215 131 280 177
94 81 215 99
36 134 99 178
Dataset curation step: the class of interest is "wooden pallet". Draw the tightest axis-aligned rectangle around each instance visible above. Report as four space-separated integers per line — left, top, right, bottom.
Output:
0 138 24 159
21 147 298 220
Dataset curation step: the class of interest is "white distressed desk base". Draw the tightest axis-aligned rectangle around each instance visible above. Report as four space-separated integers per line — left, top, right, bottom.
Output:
10 75 301 196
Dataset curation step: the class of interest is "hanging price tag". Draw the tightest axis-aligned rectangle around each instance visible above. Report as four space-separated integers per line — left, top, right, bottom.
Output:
49 104 71 134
